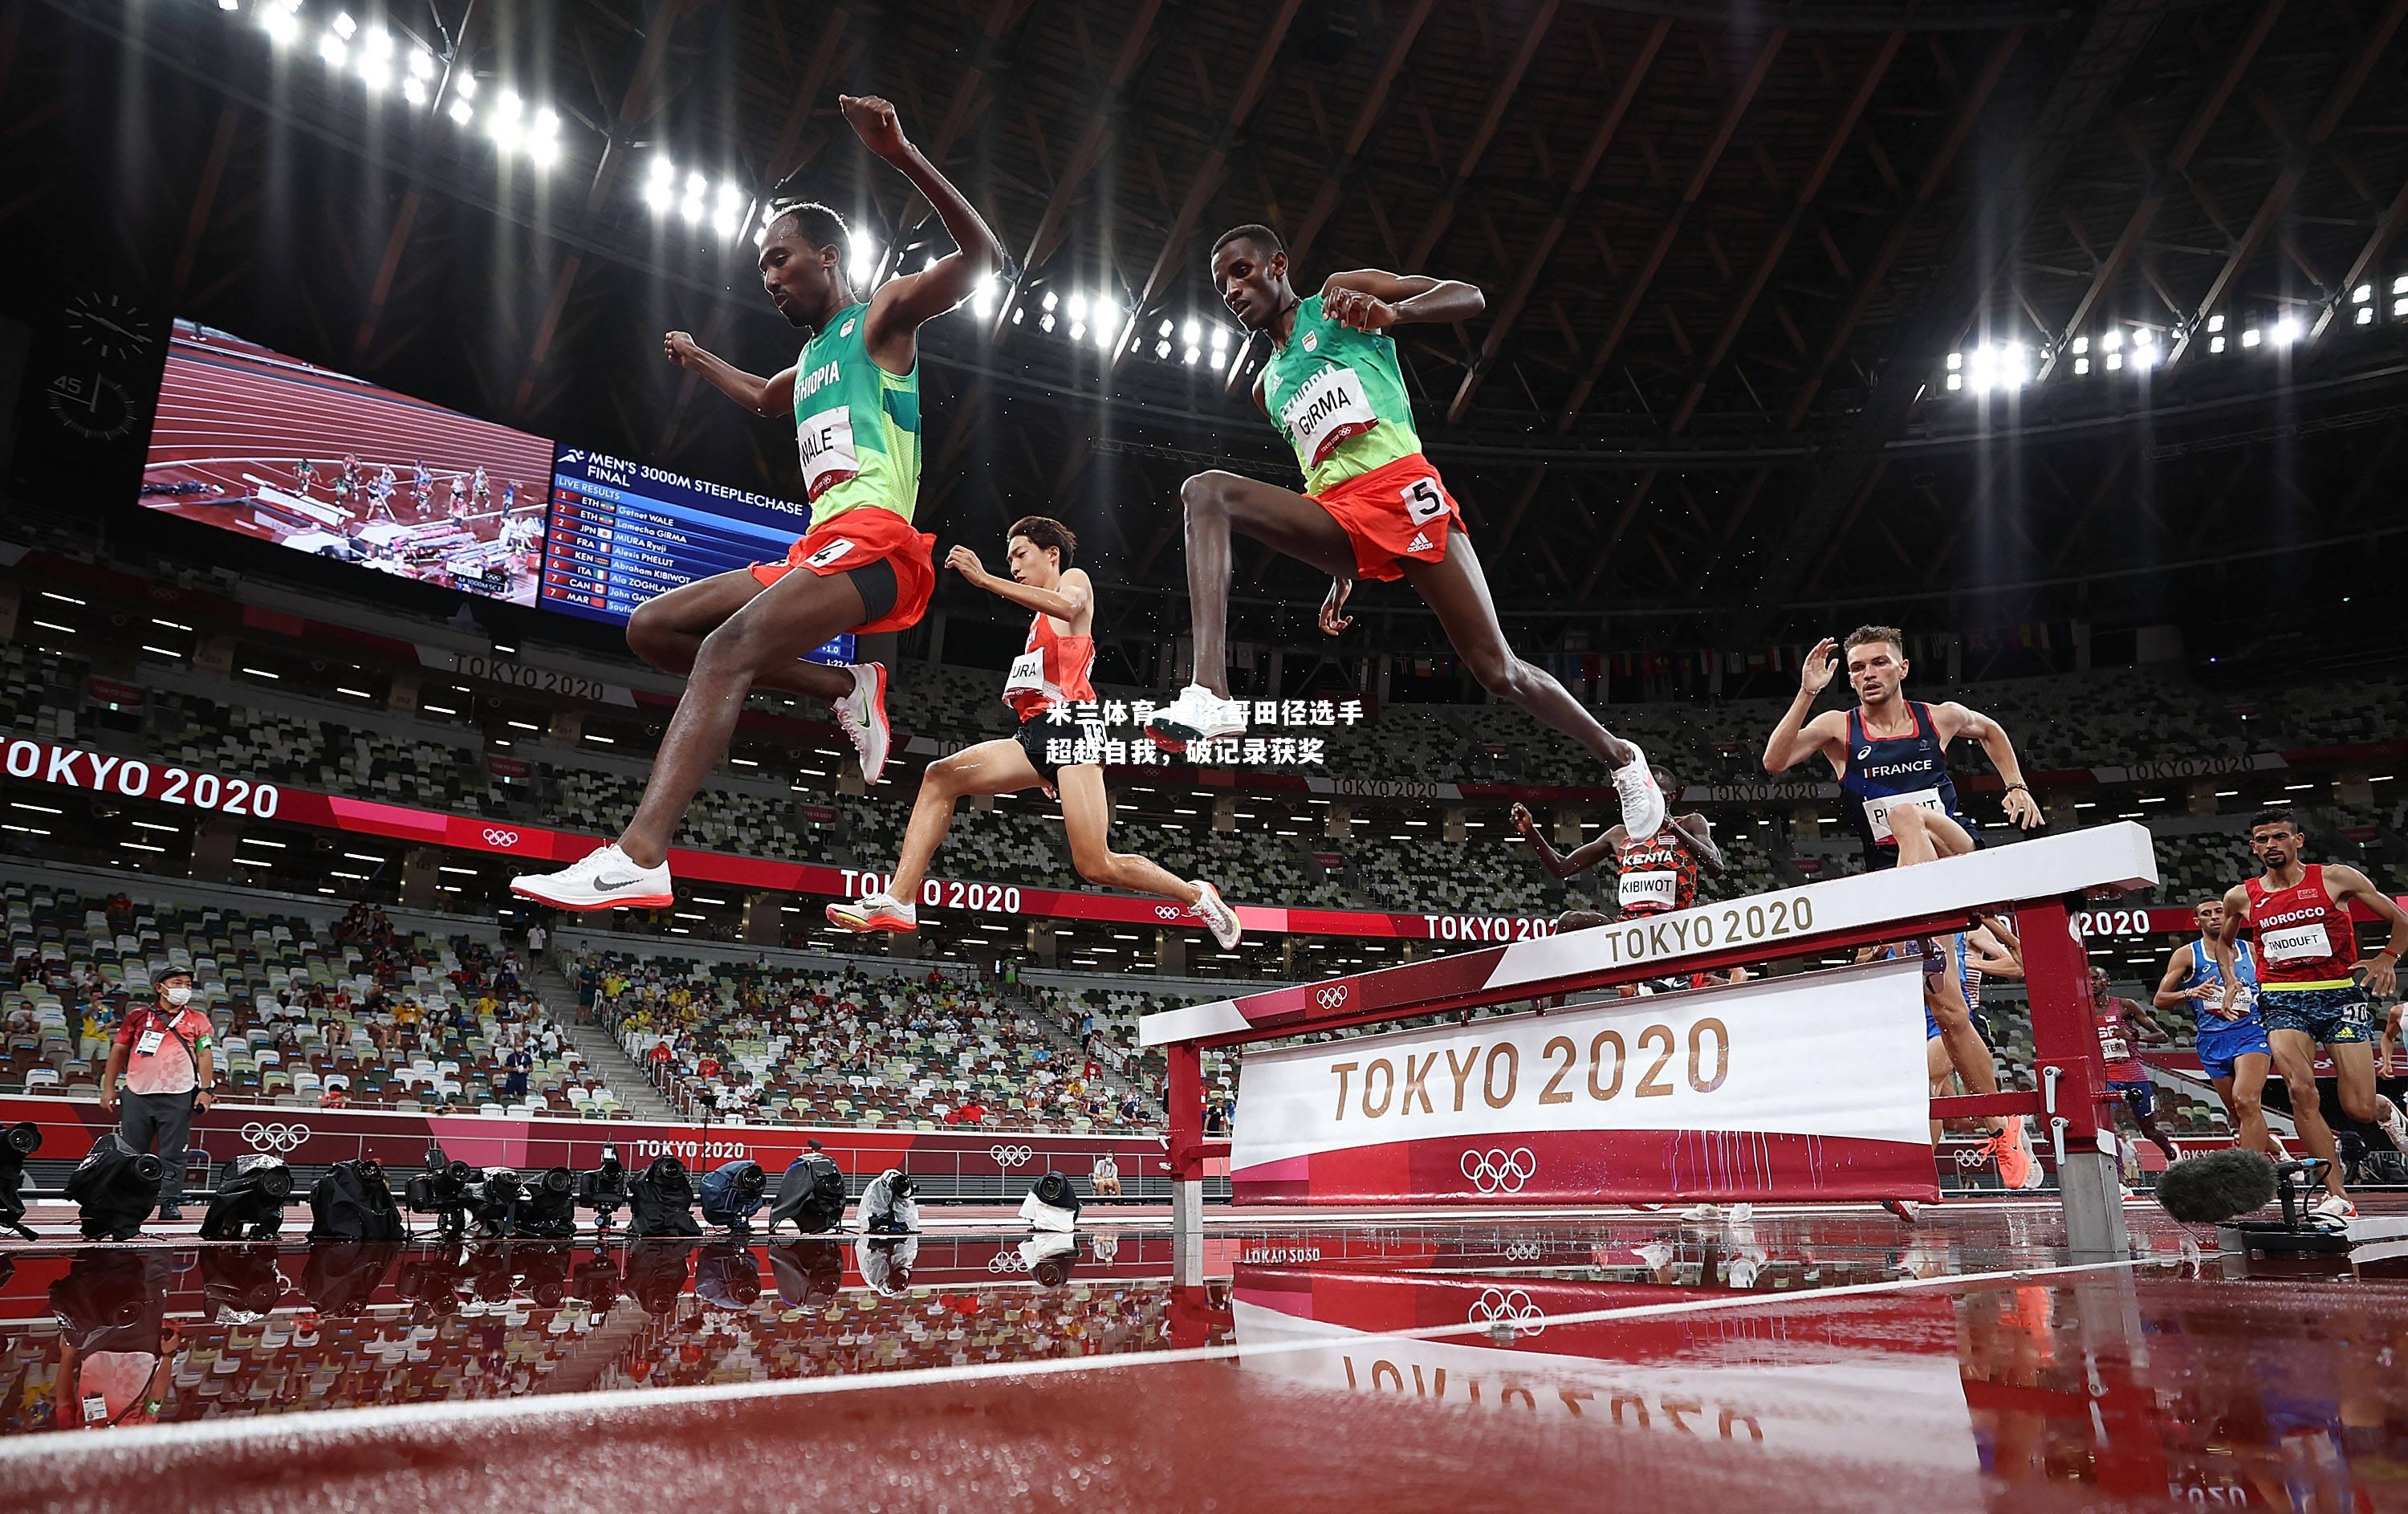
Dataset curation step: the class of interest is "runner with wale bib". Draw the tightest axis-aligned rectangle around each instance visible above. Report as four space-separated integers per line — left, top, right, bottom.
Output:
824 517 1243 950
1142 225 1666 840
2211 807 2408 1223
513 95 1003 913
1761 626 2044 869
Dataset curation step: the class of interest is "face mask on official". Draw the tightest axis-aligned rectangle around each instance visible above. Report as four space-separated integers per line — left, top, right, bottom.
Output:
163 983 192 1007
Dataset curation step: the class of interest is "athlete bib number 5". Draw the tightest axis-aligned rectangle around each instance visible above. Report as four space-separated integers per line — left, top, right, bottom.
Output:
798 405 860 499
1279 367 1378 469
1865 788 1946 843
1400 476 1449 524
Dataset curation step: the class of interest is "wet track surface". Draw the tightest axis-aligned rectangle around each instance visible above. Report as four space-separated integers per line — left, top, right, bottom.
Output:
0 1200 2405 1511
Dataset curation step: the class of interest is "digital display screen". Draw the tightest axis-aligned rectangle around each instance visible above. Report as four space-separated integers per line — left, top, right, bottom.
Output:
138 321 552 605
540 447 852 661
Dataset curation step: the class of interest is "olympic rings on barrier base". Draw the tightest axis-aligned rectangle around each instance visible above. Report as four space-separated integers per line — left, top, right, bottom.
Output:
990 1144 1035 1166
241 1121 312 1154
1460 1146 1536 1195
1316 984 1351 1010
1468 1286 1547 1336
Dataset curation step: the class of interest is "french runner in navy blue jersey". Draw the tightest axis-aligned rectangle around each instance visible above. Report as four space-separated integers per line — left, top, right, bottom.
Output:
1759 625 2044 869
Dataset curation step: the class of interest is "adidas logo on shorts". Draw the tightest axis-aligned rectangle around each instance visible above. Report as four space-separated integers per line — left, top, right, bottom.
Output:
1407 531 1434 553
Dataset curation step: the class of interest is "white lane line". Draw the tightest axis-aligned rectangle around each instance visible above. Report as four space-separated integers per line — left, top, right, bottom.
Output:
0 1254 2165 1460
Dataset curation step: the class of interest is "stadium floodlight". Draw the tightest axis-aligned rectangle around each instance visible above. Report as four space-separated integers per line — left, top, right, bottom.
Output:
2354 283 2373 304
2394 275 2408 295
2207 313 2224 332
1099 319 1119 351
2271 317 2301 346
1210 325 1229 354
2105 351 2123 371
1039 311 1056 333
410 46 437 80
645 154 675 212
1065 291 1089 323
402 75 427 105
488 91 523 152
455 74 478 99
218 0 238 11
527 108 562 169
1945 372 1962 390
2397 299 2408 319
2099 328 2121 352
1155 339 1172 359
448 96 474 126
1944 350 1962 370
357 36 392 92
2358 306 2375 326
260 1 299 45
2210 335 2226 353
2070 336 2088 355
1067 319 1085 341
1184 344 1201 365
320 31 347 68
2072 357 2089 376
970 277 998 320
714 181 746 237
1213 348 1230 372
333 11 357 39
680 172 706 223
1182 318 1202 346
1158 319 1173 339
1041 289 1058 312
848 228 880 284
2240 328 2261 348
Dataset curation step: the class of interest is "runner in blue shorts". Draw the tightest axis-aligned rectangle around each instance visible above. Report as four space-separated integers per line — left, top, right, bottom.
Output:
2154 896 2275 1156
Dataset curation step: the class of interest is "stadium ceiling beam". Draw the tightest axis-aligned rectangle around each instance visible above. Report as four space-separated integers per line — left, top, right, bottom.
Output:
2030 0 2280 381
1551 30 1786 434
580 0 689 222
1735 2 2177 633
348 189 424 368
1401 0 1564 275
1442 14 1673 425
2309 172 2408 343
1561 0 2134 31
166 106 239 309
880 0 1030 267
2166 0 2408 362
512 253 583 416
997 0 1165 318
1111 0 1308 371
762 7 854 185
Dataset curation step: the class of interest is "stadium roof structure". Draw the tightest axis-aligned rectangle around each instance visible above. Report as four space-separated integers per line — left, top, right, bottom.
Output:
9 0 2408 642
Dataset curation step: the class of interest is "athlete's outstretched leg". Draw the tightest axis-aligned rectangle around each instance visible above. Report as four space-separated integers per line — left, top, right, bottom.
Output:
616 567 870 868
1173 470 1357 698
1401 531 1639 770
1056 766 1202 904
624 568 856 701
889 740 1040 901
2217 1055 2274 1154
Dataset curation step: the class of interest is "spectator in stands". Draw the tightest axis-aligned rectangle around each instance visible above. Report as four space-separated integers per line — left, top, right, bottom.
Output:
526 921 548 964
1202 1100 1230 1139
539 1021 562 1059
77 996 112 1066
945 1095 987 1126
97 967 217 1223
695 1052 722 1082
502 1044 532 1101
104 892 135 933
1118 1093 1149 1127
1092 1152 1121 1197
5 1000 35 1037
319 1083 348 1109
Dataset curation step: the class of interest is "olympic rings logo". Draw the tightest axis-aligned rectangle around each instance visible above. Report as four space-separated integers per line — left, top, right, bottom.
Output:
1468 1286 1546 1336
1502 1240 1544 1262
987 1250 1031 1273
1156 906 1182 921
241 1121 312 1155
1315 984 1350 1011
481 828 522 847
1461 1147 1536 1195
990 1144 1035 1166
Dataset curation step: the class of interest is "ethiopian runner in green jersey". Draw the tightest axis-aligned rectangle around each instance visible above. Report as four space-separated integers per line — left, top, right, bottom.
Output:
513 95 1006 915
1143 223 1670 841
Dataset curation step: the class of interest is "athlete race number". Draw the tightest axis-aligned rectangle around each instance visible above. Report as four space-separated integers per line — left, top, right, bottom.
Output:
1617 870 1679 911
2259 922 2331 965
797 405 860 498
1864 788 1947 843
1400 476 1448 523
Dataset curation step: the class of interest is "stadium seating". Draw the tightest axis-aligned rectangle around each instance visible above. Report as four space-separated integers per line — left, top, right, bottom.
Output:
0 884 617 1114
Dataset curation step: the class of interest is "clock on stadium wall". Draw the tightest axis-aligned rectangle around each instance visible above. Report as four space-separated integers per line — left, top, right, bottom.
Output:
45 369 138 442
64 291 156 364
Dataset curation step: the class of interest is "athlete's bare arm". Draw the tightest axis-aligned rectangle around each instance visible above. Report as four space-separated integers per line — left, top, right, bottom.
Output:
847 95 1007 369
2382 1003 2402 1076
1669 813 1727 877
946 551 1092 630
1320 270 1485 331
1763 639 1847 776
661 332 796 419
2211 885 2253 1015
2323 862 2407 998
1928 702 2042 830
1963 926 2023 979
2154 947 2211 1013
1509 802 1616 880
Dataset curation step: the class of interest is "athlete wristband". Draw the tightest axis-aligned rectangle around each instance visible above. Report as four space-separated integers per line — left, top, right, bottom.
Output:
2003 783 2031 795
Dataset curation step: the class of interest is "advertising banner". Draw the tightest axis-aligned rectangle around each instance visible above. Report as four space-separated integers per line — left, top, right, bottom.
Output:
1229 958 1934 1205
